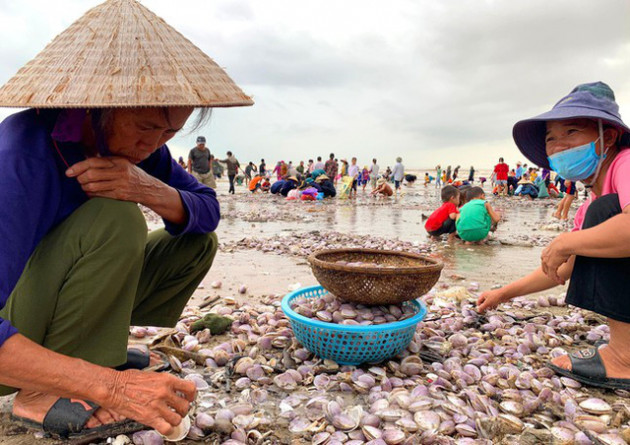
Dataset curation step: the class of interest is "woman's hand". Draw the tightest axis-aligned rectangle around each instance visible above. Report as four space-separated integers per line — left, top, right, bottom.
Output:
476 289 508 312
0 336 195 437
541 233 572 284
103 370 197 436
66 157 187 224
66 157 158 203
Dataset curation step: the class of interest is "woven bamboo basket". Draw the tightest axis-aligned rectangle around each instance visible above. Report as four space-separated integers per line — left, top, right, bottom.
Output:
308 249 443 305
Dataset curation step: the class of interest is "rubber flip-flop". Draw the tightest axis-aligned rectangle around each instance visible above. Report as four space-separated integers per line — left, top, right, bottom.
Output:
547 347 630 390
12 398 144 439
116 345 170 372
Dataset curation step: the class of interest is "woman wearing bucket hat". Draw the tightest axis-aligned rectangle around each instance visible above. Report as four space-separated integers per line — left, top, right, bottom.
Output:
478 82 630 390
0 0 252 439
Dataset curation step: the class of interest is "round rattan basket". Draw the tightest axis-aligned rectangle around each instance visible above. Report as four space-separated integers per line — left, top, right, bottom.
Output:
308 249 443 305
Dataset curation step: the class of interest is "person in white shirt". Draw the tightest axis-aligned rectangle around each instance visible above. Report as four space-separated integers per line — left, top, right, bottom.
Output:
392 157 405 193
348 157 360 198
288 162 298 177
313 156 325 171
369 158 380 189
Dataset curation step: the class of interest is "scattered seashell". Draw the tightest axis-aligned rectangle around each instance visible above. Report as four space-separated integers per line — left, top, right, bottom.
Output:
132 430 164 445
579 398 613 415
160 415 190 442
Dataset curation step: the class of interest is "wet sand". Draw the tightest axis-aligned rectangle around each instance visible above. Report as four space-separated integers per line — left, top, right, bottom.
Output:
0 178 582 444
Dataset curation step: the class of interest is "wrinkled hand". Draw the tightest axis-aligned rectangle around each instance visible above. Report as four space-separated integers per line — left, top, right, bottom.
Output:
476 289 508 312
66 157 156 203
105 370 196 436
541 234 571 285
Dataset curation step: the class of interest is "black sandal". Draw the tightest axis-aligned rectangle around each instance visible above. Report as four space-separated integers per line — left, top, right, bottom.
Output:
547 347 630 390
12 398 144 439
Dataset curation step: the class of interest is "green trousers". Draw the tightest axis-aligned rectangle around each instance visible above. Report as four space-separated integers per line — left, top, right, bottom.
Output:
0 198 217 395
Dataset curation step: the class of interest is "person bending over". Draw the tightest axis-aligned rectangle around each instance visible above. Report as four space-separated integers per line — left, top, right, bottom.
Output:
456 187 502 244
424 185 460 240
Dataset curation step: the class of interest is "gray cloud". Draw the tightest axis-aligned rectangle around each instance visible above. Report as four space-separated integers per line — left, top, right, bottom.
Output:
1 0 629 169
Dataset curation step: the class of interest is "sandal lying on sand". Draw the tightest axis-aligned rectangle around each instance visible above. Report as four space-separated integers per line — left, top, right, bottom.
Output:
12 398 144 439
116 345 170 372
547 347 630 390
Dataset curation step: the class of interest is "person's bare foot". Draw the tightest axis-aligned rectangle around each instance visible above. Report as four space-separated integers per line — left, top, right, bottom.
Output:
551 345 630 380
13 390 124 429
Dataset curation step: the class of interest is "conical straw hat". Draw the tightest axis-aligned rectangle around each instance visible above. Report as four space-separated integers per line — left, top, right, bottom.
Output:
0 0 253 108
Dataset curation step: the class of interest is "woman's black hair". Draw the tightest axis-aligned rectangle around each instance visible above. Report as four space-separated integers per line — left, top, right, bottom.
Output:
187 108 213 133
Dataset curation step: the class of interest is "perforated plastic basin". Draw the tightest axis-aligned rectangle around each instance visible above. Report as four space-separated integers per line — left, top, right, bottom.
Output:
281 285 427 365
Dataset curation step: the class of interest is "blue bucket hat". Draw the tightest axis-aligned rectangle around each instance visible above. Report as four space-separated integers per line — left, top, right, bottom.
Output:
513 82 630 169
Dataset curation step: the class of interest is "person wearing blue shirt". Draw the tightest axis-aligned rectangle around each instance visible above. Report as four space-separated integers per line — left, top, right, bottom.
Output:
0 0 253 440
515 161 524 180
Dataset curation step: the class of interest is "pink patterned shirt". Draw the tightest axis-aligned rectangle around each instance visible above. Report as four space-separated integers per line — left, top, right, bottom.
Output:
573 148 630 231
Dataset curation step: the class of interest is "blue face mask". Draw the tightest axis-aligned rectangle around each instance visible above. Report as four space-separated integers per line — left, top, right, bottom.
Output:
547 139 603 181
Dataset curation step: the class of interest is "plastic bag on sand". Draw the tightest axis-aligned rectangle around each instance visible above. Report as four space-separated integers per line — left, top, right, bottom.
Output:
302 187 318 197
287 189 301 200
338 176 353 200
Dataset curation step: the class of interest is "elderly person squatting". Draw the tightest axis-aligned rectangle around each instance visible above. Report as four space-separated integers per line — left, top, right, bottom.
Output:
0 0 252 439
478 82 630 389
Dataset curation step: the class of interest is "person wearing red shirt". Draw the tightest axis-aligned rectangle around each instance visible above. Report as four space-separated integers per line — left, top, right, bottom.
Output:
424 185 461 240
493 157 509 196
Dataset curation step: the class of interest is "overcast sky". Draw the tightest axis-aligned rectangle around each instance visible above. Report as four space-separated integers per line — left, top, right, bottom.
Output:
0 0 629 170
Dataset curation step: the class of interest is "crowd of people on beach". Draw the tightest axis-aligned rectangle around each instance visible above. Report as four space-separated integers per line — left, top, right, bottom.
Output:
185 141 583 243
183 148 420 200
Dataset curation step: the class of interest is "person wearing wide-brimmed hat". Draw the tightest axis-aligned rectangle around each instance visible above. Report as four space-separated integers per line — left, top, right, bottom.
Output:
371 177 393 197
0 0 252 439
314 174 336 198
478 82 630 390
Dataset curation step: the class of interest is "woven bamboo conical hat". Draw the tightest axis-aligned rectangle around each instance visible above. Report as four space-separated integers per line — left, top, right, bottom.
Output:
0 0 253 108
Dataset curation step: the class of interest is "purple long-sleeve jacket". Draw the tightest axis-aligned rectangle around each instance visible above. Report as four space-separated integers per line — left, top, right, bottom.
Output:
0 109 220 347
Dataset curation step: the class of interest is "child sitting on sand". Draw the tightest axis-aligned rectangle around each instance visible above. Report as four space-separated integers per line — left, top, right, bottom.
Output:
455 187 502 244
261 177 271 193
424 185 460 240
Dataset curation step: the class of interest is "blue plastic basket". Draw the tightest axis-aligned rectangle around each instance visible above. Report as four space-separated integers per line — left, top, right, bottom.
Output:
281 285 427 366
